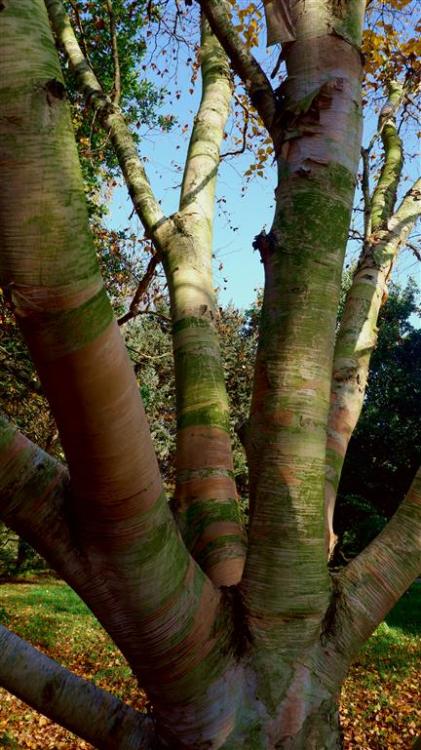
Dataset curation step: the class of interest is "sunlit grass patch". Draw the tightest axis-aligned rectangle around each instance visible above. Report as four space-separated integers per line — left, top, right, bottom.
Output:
0 577 419 749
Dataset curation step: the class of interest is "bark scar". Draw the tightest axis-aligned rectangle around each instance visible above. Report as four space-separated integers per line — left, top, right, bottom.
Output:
221 585 253 659
45 79 66 106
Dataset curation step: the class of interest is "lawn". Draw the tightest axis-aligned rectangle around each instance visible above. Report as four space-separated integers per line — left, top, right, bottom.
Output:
0 579 419 749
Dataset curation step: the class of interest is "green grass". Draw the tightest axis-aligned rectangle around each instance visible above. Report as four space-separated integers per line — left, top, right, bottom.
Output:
0 578 142 701
1 576 419 654
0 576 419 687
0 580 98 652
385 580 420 635
351 580 420 683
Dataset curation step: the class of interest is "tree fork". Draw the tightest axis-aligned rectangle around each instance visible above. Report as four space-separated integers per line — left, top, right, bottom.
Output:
0 7 239 744
48 0 246 587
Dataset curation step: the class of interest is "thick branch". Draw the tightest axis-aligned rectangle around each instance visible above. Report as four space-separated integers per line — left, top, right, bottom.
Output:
325 84 414 555
370 81 405 231
333 466 421 659
166 17 246 586
240 1 365 653
0 625 156 750
0 414 86 589
325 177 421 554
199 0 277 139
1 0 166 538
45 0 172 251
0 414 149 666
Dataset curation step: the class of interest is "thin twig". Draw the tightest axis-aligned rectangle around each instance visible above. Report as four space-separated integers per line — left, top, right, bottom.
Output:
117 250 163 326
221 109 249 159
406 240 421 261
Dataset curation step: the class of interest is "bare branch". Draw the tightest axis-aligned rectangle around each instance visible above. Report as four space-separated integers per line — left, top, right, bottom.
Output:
0 625 155 750
117 250 162 326
325 78 416 554
105 0 122 105
221 108 249 159
199 0 277 139
406 239 421 261
370 81 405 231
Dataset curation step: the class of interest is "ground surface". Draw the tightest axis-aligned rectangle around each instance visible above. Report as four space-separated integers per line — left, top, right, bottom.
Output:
0 579 419 749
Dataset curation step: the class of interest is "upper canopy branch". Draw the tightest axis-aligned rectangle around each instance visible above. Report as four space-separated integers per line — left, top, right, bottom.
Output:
45 0 172 252
369 81 405 232
164 17 247 586
199 0 278 139
105 0 121 105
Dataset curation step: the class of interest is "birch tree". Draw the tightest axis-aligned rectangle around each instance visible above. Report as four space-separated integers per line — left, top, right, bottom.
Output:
0 1 419 748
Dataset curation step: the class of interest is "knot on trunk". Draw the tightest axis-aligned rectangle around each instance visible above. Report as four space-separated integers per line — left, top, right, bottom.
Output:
253 229 276 264
44 79 66 106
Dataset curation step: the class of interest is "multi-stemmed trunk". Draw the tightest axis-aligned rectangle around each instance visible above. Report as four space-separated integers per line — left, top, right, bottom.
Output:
0 1 419 748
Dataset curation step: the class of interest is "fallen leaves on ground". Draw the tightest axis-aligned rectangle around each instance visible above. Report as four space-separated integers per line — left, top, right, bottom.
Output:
340 663 420 748
0 581 419 749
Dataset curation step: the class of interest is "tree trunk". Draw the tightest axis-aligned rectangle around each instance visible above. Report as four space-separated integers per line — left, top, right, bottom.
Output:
0 0 420 748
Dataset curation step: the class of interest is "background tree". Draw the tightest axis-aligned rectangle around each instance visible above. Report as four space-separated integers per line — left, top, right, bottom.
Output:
0 1 420 749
